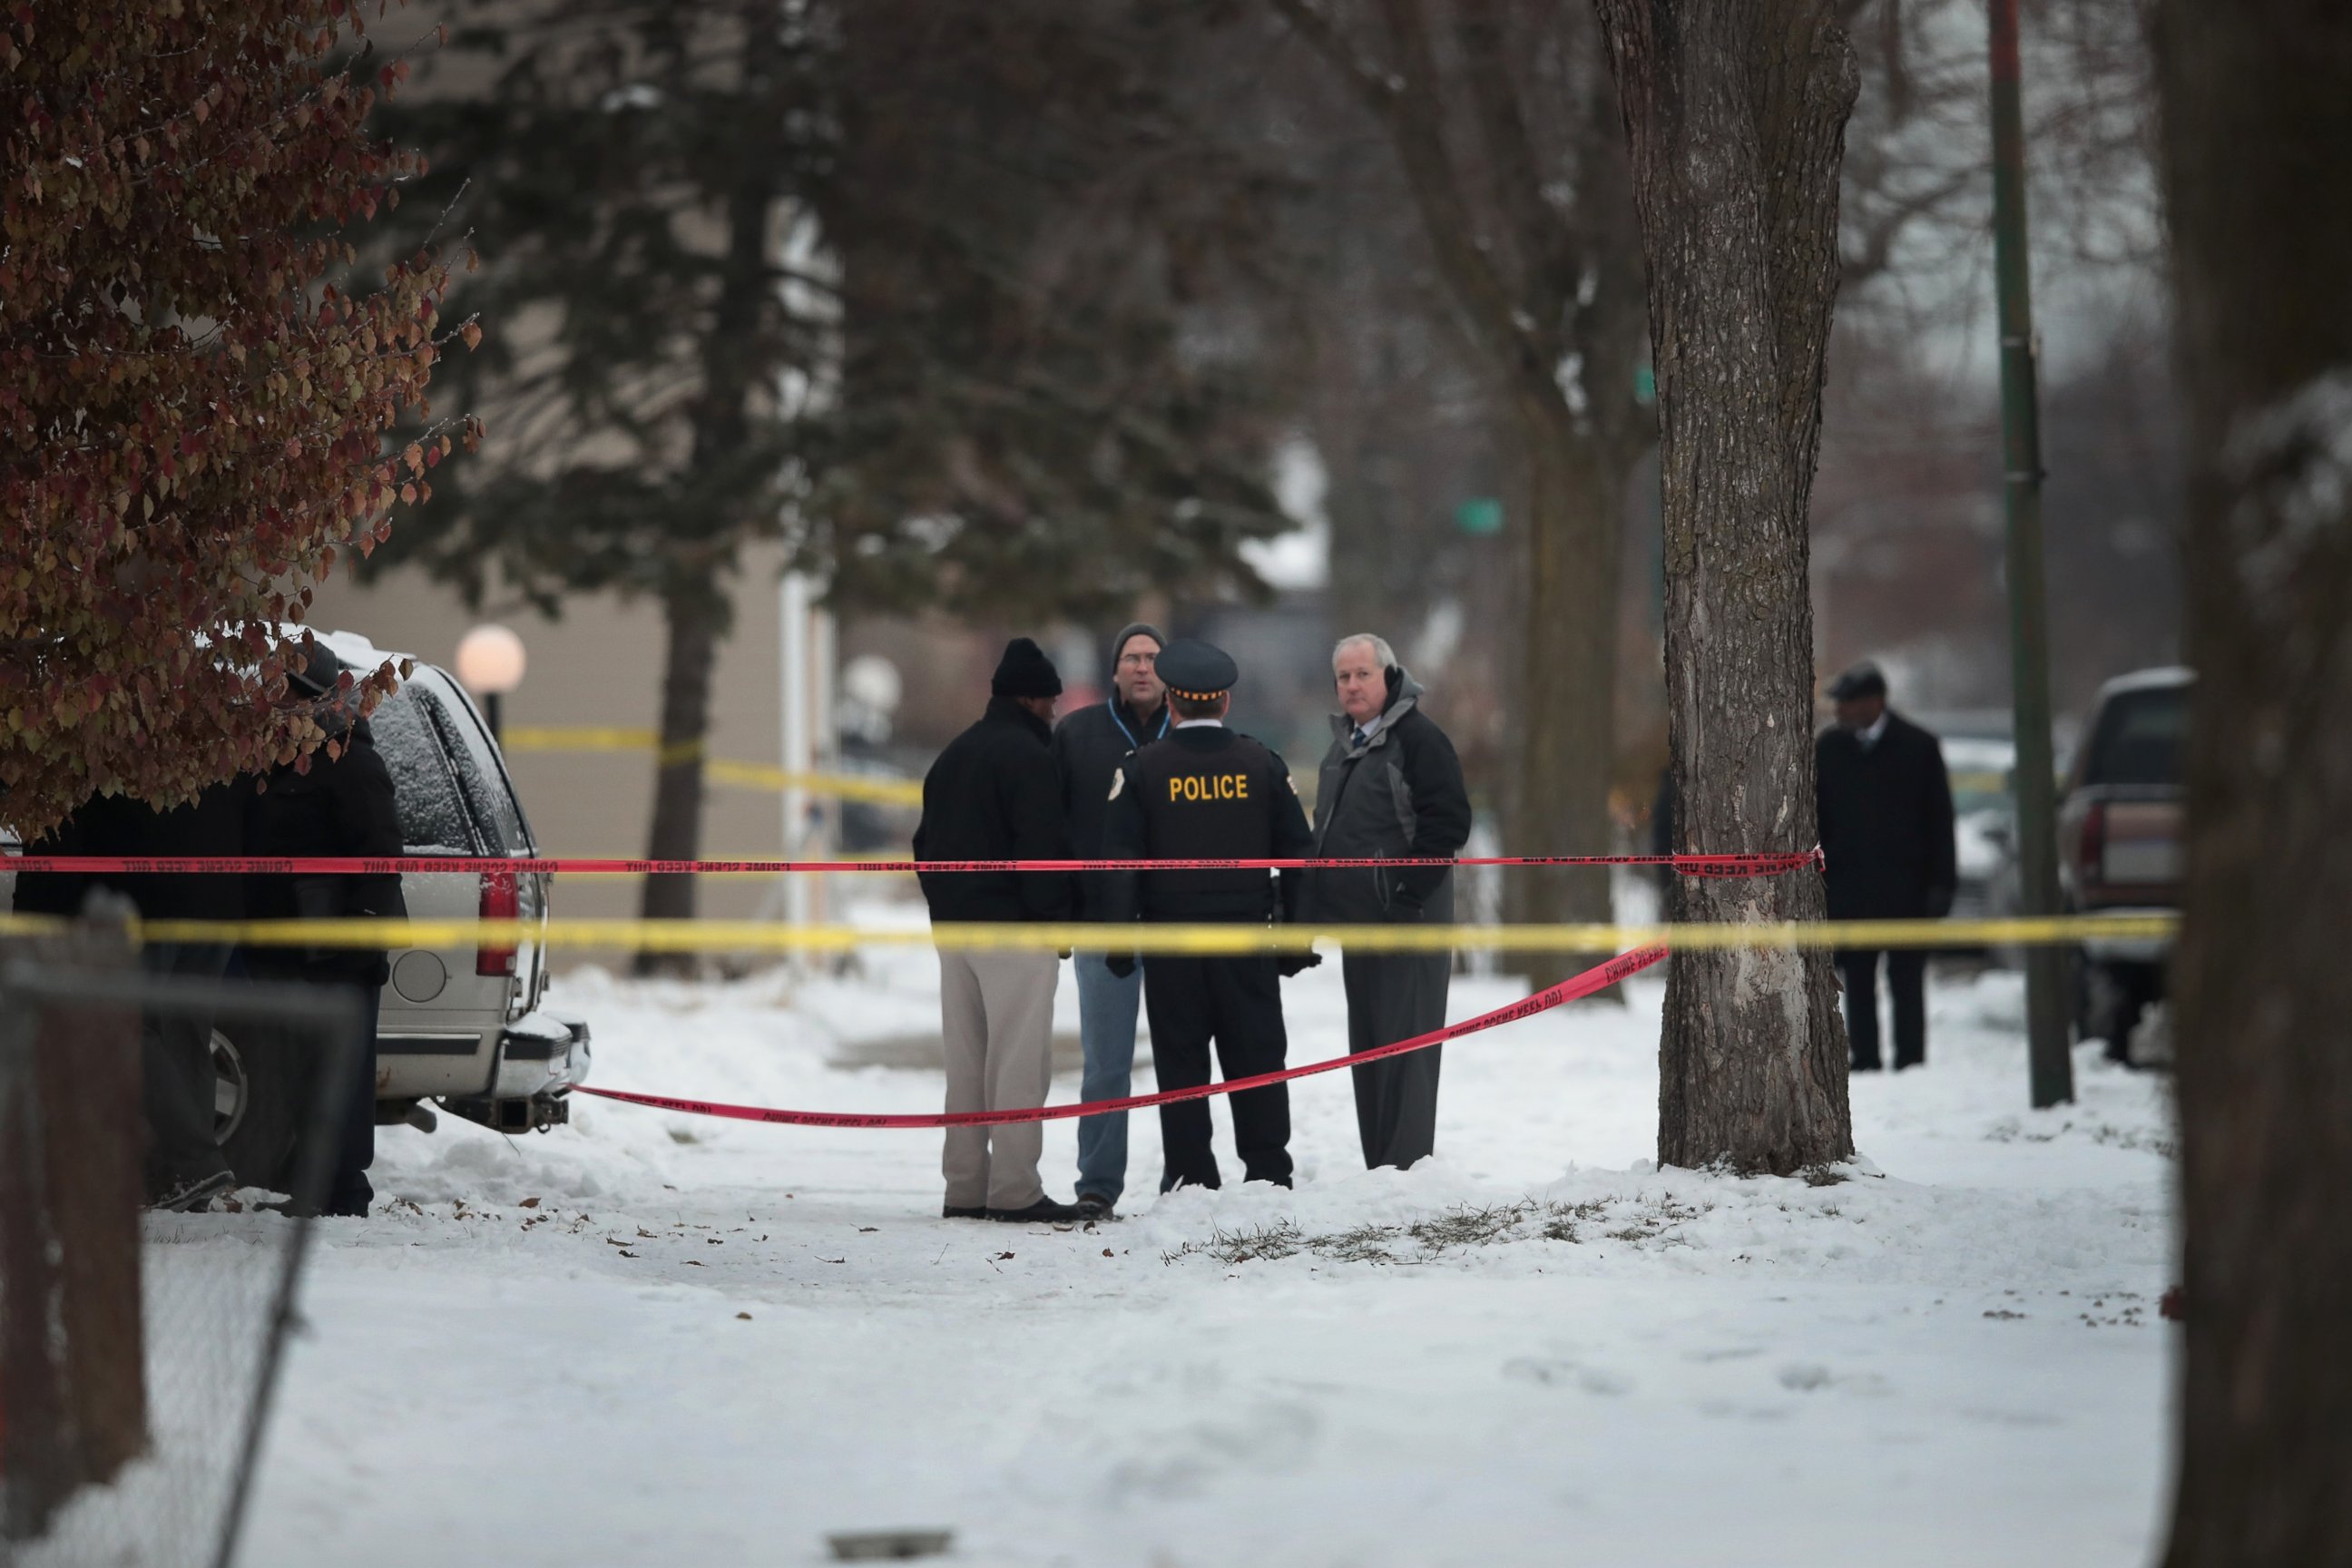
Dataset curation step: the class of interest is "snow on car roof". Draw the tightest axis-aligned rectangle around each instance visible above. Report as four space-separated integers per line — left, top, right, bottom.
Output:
2096 665 2194 698
200 622 416 673
312 626 413 670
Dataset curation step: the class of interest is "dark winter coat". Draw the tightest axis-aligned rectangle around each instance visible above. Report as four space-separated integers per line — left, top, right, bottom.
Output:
245 714 409 982
1307 669 1474 925
10 806 90 917
1054 694 1169 919
1815 711 1958 921
1098 725 1313 925
13 780 250 924
913 696 1074 924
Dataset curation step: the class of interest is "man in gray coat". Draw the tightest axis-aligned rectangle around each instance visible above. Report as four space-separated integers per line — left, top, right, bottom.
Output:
1309 633 1474 1170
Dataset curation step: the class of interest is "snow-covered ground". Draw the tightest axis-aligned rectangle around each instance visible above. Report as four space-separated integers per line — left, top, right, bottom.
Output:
128 942 2189 1565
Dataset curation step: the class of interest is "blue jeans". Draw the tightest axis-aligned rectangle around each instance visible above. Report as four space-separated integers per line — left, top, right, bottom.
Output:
1073 951 1143 1204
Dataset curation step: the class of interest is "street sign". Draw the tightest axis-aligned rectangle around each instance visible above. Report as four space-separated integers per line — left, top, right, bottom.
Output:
1455 497 1504 536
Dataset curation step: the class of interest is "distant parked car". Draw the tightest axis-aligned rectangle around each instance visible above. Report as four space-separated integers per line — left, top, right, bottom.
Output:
1945 735 2019 940
1 629 590 1183
2058 667 2190 1054
1920 716 2080 970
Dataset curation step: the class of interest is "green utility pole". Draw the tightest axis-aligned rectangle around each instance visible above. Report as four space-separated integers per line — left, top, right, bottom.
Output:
1988 0 2074 1109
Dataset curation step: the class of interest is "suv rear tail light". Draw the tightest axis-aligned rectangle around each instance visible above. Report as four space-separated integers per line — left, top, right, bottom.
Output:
2079 801 2108 885
478 871 518 977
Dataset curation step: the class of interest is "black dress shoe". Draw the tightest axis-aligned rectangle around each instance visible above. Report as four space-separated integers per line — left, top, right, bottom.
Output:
985 1197 1083 1224
942 1203 986 1220
1074 1193 1117 1221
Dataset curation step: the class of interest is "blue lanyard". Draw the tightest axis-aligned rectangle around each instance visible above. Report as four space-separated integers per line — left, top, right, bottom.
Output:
1111 702 1169 749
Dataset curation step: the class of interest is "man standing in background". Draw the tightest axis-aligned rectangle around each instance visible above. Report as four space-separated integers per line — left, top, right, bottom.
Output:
913 638 1081 1224
1310 633 1473 1171
1052 622 1168 1220
1814 661 1957 1072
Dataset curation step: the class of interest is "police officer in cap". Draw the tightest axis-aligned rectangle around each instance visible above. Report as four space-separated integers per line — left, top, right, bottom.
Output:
1100 639 1319 1191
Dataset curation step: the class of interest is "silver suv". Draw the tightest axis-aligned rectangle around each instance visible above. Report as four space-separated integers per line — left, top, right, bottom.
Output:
3 629 591 1182
266 629 585 1140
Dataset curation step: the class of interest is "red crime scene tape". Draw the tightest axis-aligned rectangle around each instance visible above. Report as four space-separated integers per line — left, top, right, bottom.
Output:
571 945 1668 1131
4 851 1820 878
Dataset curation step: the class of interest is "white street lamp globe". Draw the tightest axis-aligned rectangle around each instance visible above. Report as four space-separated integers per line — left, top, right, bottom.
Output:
842 653 903 715
456 623 527 695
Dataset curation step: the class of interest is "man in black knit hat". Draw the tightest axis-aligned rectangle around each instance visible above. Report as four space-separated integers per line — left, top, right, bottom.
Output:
1052 621 1167 1220
913 637 1082 1223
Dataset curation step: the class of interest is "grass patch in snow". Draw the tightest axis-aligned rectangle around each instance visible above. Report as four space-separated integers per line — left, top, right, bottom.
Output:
1160 1196 1714 1268
1985 1116 2177 1161
1600 1195 1706 1246
1160 1220 1307 1266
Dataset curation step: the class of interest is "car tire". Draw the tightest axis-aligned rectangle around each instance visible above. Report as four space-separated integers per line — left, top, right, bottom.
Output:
214 1024 306 1192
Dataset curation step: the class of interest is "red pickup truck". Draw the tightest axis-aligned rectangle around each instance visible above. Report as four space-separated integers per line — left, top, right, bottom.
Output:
2057 667 2190 1058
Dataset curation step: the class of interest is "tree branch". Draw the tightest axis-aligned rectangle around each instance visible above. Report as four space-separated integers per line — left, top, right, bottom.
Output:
1840 161 1979 286
1267 0 1544 391
1449 0 1576 329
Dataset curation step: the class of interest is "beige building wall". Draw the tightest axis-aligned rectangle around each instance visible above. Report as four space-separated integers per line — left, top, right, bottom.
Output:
312 550 1156 967
309 543 852 955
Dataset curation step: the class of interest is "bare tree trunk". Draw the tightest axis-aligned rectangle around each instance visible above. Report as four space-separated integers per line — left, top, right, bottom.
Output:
2155 3 2352 1561
1269 0 1645 990
1503 395 1624 994
633 0 783 974
1595 0 1857 1172
636 591 720 963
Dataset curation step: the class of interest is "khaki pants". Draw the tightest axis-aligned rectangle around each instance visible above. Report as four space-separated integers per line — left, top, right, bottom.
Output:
937 949 1059 1210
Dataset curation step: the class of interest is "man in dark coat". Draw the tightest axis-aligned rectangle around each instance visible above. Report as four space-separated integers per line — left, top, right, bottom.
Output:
1814 661 1957 1071
913 638 1081 1224
1052 621 1168 1219
244 641 408 1217
1099 639 1317 1192
15 780 253 1212
13 780 250 1210
1308 634 1474 1171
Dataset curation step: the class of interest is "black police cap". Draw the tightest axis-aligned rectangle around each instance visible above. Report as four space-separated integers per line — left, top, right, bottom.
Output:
1156 638 1239 702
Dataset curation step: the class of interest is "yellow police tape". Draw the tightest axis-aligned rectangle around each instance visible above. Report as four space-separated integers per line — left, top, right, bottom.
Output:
0 911 2178 956
500 727 925 808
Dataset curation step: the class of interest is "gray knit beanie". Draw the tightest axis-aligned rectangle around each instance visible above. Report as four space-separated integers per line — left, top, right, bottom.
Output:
1109 621 1167 671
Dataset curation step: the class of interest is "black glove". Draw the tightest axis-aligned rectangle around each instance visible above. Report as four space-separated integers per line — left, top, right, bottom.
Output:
1391 878 1426 915
1925 884 1955 919
1104 953 1137 980
1279 950 1323 979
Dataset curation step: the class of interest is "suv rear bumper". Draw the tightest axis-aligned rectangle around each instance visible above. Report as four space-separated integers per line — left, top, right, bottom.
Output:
441 1010 592 1135
492 1008 592 1099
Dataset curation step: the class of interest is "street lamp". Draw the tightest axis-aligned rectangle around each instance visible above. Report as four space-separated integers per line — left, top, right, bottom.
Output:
456 623 526 742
